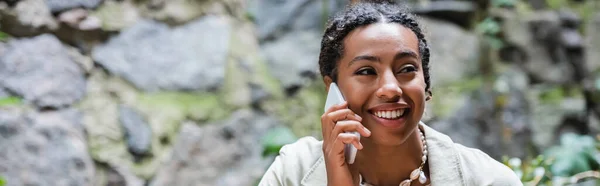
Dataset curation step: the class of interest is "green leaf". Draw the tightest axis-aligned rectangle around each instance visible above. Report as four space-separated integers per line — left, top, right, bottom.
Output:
476 18 501 36
543 133 600 177
492 0 516 7
0 31 9 41
0 175 5 186
261 126 297 157
0 97 21 106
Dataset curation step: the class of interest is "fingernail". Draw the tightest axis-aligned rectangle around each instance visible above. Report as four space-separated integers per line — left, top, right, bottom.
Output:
355 114 362 120
364 127 371 134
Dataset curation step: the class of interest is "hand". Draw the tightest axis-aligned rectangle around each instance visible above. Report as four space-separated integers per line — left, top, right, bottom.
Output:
321 101 371 186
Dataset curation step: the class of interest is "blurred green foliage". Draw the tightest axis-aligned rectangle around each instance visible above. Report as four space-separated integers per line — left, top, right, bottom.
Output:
0 31 8 41
0 97 21 107
492 0 517 8
0 176 5 186
262 126 298 157
504 133 600 185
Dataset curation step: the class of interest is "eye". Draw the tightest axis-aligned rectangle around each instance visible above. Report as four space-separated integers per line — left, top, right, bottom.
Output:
398 65 417 74
355 67 376 75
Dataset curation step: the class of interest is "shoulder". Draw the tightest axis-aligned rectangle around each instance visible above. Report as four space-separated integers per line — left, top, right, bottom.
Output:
258 136 324 186
422 123 522 186
453 143 523 186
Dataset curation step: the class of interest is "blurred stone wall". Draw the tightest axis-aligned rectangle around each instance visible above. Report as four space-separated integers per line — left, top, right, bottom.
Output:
0 0 598 185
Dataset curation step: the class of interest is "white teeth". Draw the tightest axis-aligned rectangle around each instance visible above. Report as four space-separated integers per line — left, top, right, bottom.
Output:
374 109 405 119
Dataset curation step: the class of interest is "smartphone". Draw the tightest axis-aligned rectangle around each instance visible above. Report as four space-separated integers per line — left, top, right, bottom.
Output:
324 83 359 164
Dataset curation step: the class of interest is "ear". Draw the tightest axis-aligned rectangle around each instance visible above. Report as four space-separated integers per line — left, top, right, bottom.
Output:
426 90 432 101
323 76 333 92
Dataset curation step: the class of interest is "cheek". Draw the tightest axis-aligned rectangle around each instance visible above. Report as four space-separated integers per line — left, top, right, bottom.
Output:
404 77 427 110
345 88 371 114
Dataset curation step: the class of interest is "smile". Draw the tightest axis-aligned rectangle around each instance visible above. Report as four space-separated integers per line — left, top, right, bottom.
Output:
373 109 409 120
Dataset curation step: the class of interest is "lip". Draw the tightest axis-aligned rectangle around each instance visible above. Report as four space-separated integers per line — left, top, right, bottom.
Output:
368 103 410 129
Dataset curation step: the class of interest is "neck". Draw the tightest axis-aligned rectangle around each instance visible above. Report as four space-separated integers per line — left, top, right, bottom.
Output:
353 127 424 186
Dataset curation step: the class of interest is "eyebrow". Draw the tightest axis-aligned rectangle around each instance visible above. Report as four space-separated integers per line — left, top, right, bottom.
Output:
347 50 419 67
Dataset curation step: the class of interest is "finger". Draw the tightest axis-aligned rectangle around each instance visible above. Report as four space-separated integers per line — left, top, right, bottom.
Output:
327 109 362 123
325 101 348 114
322 108 360 141
330 133 362 157
332 120 371 138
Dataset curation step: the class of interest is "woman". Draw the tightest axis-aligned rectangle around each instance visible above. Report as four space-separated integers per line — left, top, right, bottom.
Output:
259 1 522 185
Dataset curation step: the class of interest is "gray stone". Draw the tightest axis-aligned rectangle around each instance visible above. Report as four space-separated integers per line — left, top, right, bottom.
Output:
410 1 476 28
93 0 141 31
0 108 94 186
586 13 600 72
0 0 59 37
0 88 8 98
80 69 162 179
137 0 225 25
0 34 86 109
420 17 479 87
150 110 279 186
92 15 231 92
119 105 152 157
247 0 344 41
500 10 576 84
558 9 581 29
430 68 534 159
261 30 321 91
45 0 104 13
57 8 102 31
529 86 586 150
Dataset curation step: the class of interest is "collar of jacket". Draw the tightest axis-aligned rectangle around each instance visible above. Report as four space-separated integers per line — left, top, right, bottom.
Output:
300 122 465 186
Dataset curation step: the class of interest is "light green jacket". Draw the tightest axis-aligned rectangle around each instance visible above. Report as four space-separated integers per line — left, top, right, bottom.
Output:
259 122 523 186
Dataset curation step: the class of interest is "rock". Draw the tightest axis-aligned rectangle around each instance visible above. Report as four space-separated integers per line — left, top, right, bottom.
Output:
410 1 476 29
0 108 94 186
0 88 8 98
430 68 534 159
149 110 278 186
80 69 161 179
261 30 321 92
558 9 581 29
45 0 104 13
0 0 59 37
223 21 283 107
262 80 326 138
499 10 577 84
586 13 600 72
247 0 345 41
58 8 102 31
94 162 145 186
0 34 86 109
529 85 586 150
420 17 479 87
92 15 231 92
138 0 230 25
93 0 141 31
119 105 152 157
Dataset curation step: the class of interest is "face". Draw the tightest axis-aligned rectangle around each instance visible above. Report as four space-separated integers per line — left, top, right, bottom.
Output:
324 23 428 146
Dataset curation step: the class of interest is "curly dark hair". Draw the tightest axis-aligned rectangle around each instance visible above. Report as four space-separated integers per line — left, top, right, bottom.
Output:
318 0 431 96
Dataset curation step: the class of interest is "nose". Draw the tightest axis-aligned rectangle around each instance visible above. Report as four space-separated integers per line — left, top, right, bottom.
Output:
375 71 402 101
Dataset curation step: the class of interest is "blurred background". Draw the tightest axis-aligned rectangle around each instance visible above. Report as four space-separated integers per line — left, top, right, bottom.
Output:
0 0 598 185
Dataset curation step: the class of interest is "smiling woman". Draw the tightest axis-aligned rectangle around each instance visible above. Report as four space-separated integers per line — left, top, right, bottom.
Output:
259 1 522 186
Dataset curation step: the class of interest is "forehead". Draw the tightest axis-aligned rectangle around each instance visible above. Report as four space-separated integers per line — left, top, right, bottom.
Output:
342 22 419 57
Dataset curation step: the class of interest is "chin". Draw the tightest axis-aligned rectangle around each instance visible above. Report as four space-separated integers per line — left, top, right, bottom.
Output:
366 119 419 146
